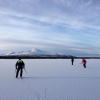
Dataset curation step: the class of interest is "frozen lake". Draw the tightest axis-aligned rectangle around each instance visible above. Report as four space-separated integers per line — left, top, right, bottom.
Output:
0 59 100 100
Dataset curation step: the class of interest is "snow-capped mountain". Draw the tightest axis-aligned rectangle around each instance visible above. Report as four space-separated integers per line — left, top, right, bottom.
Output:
2 48 65 56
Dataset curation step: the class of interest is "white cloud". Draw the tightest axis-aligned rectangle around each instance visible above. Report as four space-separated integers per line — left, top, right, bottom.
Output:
0 0 100 30
0 0 100 56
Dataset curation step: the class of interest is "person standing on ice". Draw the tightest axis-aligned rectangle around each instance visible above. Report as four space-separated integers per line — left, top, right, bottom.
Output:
71 57 74 65
15 58 25 78
81 58 87 68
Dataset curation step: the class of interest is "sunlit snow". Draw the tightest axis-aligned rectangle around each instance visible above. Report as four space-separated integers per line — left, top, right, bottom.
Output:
0 59 100 100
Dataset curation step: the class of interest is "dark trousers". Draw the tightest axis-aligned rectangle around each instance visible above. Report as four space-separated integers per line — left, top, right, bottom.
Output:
72 61 74 65
16 67 23 78
83 64 86 68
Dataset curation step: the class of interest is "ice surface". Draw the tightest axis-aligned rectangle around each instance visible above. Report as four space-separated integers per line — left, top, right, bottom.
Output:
0 59 100 100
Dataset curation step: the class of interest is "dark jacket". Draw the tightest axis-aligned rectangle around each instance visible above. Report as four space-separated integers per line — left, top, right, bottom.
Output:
16 59 25 69
71 58 74 62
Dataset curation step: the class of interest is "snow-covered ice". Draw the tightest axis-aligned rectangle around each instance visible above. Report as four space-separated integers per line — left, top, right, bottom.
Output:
0 59 100 100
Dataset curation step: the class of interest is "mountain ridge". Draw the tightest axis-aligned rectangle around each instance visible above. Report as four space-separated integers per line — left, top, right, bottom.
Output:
1 48 66 56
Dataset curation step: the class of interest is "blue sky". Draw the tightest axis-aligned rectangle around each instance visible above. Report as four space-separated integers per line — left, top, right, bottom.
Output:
0 0 100 56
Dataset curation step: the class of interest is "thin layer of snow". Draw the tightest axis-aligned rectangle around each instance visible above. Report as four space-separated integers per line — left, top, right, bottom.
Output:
0 59 100 100
2 48 66 56
3 48 46 55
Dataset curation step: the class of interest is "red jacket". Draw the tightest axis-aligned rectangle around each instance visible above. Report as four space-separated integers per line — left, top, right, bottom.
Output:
82 59 87 64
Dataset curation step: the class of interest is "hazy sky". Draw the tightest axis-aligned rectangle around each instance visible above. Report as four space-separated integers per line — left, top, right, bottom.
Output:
0 0 100 56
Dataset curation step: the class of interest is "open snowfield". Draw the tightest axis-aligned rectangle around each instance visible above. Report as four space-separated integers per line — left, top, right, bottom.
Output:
0 59 100 100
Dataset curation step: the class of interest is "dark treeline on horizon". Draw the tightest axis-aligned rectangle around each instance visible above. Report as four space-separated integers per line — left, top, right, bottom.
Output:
0 55 100 59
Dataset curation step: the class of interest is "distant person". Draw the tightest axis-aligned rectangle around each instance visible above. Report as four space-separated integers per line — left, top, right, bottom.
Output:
81 58 87 68
71 57 74 65
15 58 25 78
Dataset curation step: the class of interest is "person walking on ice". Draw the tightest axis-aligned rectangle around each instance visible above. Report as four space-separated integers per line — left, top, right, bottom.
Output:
15 58 25 78
81 58 87 68
71 57 74 65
